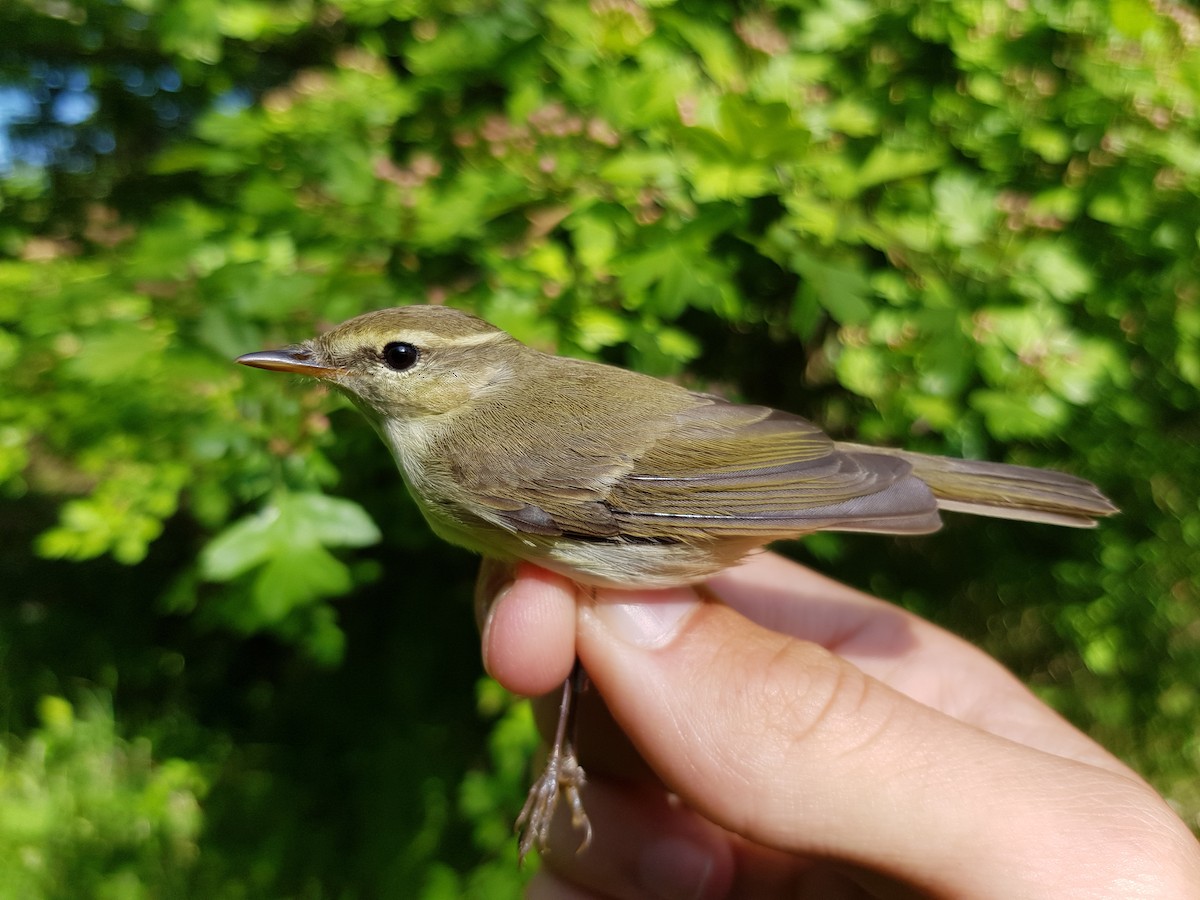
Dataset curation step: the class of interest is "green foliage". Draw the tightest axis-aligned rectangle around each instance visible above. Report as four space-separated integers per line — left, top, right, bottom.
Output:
0 696 206 900
198 491 380 661
2 0 1199 893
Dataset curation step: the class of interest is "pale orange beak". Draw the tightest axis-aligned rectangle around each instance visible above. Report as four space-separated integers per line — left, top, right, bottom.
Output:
235 348 343 378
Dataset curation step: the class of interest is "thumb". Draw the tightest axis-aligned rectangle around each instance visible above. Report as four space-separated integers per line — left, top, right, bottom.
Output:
576 589 1164 898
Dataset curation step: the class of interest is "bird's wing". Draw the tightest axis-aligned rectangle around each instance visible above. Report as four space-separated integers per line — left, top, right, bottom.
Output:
605 398 941 538
462 393 941 542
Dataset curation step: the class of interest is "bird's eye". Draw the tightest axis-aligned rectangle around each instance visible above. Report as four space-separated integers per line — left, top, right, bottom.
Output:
382 341 419 371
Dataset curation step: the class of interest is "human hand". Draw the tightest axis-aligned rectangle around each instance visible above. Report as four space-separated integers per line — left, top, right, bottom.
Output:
476 552 1200 899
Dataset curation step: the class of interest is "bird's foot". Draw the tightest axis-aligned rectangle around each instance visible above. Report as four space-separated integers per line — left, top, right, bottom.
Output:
515 740 592 866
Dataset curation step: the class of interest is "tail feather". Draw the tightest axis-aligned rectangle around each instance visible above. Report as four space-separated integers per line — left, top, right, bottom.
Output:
835 443 1118 529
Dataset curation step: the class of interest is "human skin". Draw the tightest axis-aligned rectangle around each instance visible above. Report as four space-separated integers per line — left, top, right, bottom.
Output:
475 552 1200 899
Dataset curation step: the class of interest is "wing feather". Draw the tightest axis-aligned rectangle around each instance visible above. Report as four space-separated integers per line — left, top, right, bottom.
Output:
461 391 941 541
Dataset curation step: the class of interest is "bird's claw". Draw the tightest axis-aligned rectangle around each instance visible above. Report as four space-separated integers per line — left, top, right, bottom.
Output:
515 741 592 866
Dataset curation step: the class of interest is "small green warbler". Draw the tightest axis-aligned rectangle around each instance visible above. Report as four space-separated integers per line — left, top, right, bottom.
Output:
238 304 1116 860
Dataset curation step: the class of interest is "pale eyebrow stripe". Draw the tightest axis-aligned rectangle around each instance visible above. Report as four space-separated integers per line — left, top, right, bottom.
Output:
412 330 509 348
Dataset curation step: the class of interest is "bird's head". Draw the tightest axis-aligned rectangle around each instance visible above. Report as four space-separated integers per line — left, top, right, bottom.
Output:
236 305 523 424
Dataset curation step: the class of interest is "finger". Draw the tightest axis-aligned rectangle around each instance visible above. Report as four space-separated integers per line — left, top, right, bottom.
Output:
474 557 517 632
708 553 1016 682
707 553 1133 775
533 776 907 900
526 871 598 900
484 553 1127 775
577 590 1186 898
478 562 577 697
533 778 736 900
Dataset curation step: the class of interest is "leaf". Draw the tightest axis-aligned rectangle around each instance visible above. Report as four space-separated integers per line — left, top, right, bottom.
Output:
969 389 1069 439
654 326 700 362
252 546 352 621
198 506 282 581
792 252 873 325
827 98 880 137
1014 242 1094 303
574 307 629 351
797 0 875 50
916 329 975 397
288 493 382 549
567 209 619 273
598 152 680 188
661 13 745 89
200 493 380 584
835 345 888 399
1110 0 1156 37
1022 125 1072 164
855 145 946 191
63 324 168 384
689 159 775 201
932 170 995 248
404 18 509 75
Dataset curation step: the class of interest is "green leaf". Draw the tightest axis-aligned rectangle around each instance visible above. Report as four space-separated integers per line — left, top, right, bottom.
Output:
1110 0 1157 37
1014 242 1094 303
63 323 169 385
932 170 996 248
252 545 352 621
835 345 888 399
969 389 1069 439
1021 125 1072 164
689 159 775 201
200 493 380 584
288 492 382 548
655 326 701 362
404 18 510 75
792 252 874 325
797 0 875 50
855 145 946 191
598 152 680 188
573 307 629 351
567 209 620 273
660 13 744 89
198 506 281 581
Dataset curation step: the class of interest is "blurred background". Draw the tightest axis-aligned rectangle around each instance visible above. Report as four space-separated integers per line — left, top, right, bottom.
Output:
2 0 1198 895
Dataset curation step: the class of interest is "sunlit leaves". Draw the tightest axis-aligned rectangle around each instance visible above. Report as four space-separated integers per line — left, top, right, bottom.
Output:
37 460 190 565
3 0 1200 891
200 491 381 616
932 171 996 248
0 695 206 898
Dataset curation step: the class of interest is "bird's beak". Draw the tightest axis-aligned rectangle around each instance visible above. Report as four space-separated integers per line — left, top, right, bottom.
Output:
236 347 343 378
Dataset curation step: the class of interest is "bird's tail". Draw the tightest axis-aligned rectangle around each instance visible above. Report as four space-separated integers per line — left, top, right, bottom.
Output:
835 443 1118 528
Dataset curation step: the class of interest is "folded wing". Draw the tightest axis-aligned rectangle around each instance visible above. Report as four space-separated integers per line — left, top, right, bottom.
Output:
606 398 943 539
466 393 943 542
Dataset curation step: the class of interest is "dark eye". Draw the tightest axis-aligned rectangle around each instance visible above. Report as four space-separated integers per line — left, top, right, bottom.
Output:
382 341 419 371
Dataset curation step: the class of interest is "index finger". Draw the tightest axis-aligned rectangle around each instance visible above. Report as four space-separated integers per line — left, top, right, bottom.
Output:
707 552 1131 774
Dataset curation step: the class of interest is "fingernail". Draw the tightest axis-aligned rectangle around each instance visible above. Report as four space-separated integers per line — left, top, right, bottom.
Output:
476 576 511 629
638 836 714 900
478 581 511 674
475 557 518 632
586 587 700 649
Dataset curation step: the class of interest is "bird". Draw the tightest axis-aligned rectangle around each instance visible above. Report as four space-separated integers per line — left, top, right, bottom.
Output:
237 304 1117 861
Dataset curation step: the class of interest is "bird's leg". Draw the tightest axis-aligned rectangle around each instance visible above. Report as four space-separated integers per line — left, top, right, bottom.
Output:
515 659 592 865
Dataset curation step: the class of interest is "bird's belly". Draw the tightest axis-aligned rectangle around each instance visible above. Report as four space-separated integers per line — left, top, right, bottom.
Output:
408 486 757 587
532 538 748 589
388 432 764 588
501 527 769 589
